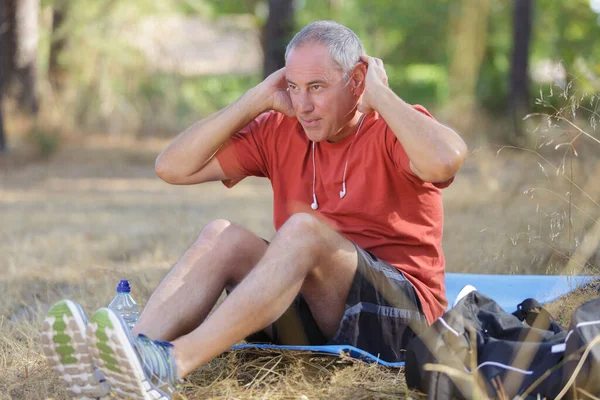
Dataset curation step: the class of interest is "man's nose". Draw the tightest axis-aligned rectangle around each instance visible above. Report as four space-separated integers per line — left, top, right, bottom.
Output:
296 91 314 114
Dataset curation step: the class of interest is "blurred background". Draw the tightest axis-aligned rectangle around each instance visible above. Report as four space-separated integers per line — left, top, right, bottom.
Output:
1 0 600 291
1 1 600 397
0 0 598 148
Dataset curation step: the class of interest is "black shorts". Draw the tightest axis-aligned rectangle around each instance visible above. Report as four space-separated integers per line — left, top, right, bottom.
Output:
245 243 427 363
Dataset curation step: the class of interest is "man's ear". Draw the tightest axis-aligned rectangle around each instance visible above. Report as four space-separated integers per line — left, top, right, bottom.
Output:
351 62 367 95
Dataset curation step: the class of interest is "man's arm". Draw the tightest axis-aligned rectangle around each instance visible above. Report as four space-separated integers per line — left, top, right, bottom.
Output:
359 56 467 183
155 68 294 185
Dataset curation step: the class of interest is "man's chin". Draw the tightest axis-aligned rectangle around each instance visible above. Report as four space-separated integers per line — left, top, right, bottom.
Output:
305 133 328 143
302 127 328 143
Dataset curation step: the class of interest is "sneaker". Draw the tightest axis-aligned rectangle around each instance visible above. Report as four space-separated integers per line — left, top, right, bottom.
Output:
41 300 110 399
452 284 477 308
86 307 180 400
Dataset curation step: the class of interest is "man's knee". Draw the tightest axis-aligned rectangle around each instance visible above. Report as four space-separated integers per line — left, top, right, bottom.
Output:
189 219 265 259
277 213 331 257
196 219 253 244
180 219 268 284
197 219 233 242
280 213 321 237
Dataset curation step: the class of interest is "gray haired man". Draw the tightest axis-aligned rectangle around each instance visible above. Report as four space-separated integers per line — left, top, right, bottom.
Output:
42 20 466 399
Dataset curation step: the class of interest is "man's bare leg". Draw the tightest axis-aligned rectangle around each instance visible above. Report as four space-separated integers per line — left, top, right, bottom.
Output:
132 219 268 341
172 213 358 377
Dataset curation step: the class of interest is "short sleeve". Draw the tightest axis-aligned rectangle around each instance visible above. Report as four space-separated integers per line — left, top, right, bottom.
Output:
215 112 275 188
386 105 455 189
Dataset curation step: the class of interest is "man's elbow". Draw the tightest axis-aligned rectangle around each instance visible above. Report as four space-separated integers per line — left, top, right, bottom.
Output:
155 155 180 184
437 145 467 182
423 145 467 183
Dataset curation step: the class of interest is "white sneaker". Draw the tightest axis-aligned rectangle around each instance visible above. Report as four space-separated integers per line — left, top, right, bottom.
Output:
452 284 477 308
87 307 180 400
41 300 110 399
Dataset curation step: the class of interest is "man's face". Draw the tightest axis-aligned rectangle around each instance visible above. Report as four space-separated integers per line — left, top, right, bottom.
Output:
285 43 358 142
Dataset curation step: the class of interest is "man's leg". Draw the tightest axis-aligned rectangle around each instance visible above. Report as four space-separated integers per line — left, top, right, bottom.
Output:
172 213 358 377
85 213 359 399
132 219 268 341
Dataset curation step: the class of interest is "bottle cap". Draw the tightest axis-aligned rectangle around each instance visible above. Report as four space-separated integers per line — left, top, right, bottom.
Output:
117 279 131 293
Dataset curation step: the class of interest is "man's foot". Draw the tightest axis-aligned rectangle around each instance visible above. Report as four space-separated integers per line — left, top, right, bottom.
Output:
86 308 180 400
41 300 110 399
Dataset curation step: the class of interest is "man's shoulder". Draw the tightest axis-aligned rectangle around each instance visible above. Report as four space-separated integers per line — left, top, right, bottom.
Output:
363 105 435 140
362 112 391 138
249 111 305 151
257 111 301 131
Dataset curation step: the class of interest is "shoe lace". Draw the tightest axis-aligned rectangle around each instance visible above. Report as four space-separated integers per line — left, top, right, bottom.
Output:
135 334 179 387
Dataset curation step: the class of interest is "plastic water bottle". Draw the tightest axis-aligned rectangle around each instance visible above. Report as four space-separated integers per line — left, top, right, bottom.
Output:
108 280 139 329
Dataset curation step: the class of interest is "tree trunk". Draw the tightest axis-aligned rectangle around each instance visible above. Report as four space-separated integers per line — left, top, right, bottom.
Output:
0 106 5 152
0 0 17 152
509 0 534 139
263 0 295 78
0 46 4 152
49 1 67 90
14 0 40 114
447 0 491 139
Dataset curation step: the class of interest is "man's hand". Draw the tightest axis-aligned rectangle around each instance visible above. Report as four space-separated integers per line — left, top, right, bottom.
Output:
256 68 295 118
358 55 389 114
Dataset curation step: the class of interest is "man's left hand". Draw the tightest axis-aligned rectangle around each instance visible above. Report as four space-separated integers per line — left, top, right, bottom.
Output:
358 55 389 114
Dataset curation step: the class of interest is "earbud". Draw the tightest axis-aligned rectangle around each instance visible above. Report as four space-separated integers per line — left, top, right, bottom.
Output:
309 115 365 208
339 182 346 199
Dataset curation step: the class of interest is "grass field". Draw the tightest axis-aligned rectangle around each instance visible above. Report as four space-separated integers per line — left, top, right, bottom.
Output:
1 132 599 399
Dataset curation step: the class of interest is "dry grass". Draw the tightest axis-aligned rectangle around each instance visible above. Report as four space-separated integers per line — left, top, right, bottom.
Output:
181 349 422 399
544 279 600 328
0 128 598 399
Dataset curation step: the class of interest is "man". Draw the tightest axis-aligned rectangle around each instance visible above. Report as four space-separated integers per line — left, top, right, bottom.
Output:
41 21 466 399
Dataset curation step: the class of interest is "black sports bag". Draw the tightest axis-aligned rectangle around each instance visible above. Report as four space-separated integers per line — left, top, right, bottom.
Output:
560 297 600 399
405 291 569 399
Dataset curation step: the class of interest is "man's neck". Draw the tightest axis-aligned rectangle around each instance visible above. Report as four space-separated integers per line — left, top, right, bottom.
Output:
328 111 365 143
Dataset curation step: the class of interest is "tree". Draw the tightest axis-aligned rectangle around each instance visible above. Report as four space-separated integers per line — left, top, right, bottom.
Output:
0 91 5 152
0 0 16 152
0 0 40 152
1 0 39 113
14 0 40 114
262 0 295 78
447 0 491 139
49 0 68 90
509 0 534 139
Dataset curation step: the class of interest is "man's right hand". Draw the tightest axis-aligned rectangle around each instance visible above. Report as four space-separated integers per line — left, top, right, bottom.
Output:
256 68 295 118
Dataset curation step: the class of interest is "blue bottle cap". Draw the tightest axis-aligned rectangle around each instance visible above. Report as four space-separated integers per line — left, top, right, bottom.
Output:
117 279 131 293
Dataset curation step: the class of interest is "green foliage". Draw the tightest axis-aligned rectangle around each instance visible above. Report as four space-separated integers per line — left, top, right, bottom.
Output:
202 0 262 16
475 1 512 113
296 0 451 106
136 74 259 136
34 0 600 136
27 127 60 158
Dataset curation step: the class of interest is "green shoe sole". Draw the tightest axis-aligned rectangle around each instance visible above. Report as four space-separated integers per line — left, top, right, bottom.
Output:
41 300 110 399
87 308 170 400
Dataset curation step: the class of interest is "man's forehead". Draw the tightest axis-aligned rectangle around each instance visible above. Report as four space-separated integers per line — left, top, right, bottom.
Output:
285 43 342 82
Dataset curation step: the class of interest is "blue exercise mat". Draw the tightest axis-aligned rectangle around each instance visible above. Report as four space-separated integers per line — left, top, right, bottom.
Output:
444 273 598 312
232 273 598 368
232 343 406 367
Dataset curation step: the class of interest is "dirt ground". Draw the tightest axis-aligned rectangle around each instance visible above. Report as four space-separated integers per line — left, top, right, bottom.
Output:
1 132 599 399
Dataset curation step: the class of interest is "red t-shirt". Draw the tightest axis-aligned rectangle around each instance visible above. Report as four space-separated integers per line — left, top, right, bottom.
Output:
216 107 452 324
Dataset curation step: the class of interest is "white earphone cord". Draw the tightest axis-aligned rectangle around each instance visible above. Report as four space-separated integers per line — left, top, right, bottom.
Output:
311 141 318 210
311 114 366 210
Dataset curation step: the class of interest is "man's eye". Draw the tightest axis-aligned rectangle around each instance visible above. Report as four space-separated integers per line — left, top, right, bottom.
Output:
288 84 298 90
311 85 322 91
